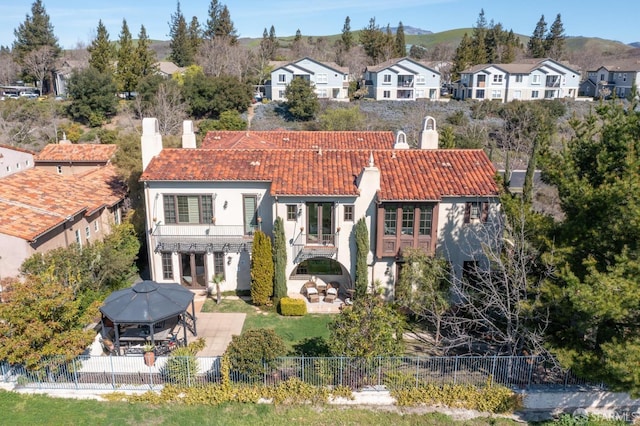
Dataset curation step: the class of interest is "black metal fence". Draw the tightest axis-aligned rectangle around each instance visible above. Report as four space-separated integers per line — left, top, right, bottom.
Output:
0 355 602 391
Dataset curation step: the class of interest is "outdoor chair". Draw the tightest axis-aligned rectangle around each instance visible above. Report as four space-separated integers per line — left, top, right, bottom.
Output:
324 283 338 303
303 281 319 303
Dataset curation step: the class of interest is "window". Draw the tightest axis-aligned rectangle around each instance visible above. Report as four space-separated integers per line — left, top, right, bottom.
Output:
75 229 82 248
419 208 432 235
623 73 627 82
316 73 327 84
213 252 225 281
56 165 62 174
401 206 414 235
278 74 286 83
514 90 522 99
278 90 285 98
16 163 20 170
344 205 354 221
383 90 391 98
515 75 523 83
464 202 488 223
94 221 99 232
384 205 397 235
544 90 556 99
416 75 425 84
492 74 503 83
476 89 485 99
114 209 121 225
163 195 213 224
532 74 541 84
85 226 90 240
531 90 539 99
5 166 9 172
292 258 342 277
286 204 297 221
243 195 258 234
162 252 173 280
383 74 392 83
491 90 501 99
316 88 327 98
25 159 30 166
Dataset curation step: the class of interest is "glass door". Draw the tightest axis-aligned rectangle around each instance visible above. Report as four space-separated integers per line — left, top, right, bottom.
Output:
306 202 333 244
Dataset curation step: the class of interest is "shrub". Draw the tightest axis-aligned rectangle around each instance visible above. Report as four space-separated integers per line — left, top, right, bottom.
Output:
279 297 307 316
163 337 206 386
225 328 287 381
445 110 467 126
251 230 274 306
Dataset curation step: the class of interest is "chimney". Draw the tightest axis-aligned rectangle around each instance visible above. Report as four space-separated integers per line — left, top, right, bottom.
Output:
141 117 163 171
393 130 410 149
182 120 196 148
59 132 71 145
356 151 380 193
419 116 439 149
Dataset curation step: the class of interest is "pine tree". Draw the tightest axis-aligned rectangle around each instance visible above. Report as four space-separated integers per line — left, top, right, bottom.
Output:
12 0 61 62
203 0 221 39
215 6 238 43
116 19 137 96
471 9 488 64
451 33 474 81
188 16 201 54
341 16 353 52
87 20 114 73
168 1 193 67
250 230 274 306
292 29 303 57
360 17 386 63
272 217 287 301
528 15 547 58
354 217 369 299
501 30 518 63
545 14 565 60
135 25 157 78
268 25 278 59
394 21 406 57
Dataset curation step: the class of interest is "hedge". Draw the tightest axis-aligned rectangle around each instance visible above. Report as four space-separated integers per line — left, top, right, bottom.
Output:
279 297 307 316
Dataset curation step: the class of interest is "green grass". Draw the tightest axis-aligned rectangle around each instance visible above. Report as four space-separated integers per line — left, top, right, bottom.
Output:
202 298 334 351
0 390 520 425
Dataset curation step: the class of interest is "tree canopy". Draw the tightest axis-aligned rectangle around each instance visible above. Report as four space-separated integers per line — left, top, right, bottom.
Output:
284 77 319 121
87 20 114 73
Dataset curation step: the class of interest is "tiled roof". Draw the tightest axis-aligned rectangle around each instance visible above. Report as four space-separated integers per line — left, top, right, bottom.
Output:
0 164 126 241
202 131 396 149
35 143 118 163
141 148 498 200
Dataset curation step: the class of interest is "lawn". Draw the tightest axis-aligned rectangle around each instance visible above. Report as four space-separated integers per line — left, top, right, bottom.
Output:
0 391 521 425
202 297 334 352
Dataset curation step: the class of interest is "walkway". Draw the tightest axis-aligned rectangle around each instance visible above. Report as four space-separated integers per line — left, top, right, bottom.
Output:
192 293 245 356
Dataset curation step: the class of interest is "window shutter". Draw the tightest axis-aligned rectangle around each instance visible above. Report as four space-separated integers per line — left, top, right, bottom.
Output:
481 202 489 222
464 202 471 223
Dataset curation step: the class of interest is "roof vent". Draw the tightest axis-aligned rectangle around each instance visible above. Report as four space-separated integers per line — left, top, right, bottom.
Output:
283 137 290 141
250 160 260 166
213 136 221 140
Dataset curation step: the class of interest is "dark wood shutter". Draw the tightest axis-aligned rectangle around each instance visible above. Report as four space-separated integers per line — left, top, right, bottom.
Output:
481 202 489 222
464 202 471 223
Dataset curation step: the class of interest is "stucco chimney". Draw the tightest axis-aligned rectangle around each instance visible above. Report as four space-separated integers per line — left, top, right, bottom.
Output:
419 116 439 149
182 120 196 148
356 152 380 193
141 117 163 171
393 130 410 149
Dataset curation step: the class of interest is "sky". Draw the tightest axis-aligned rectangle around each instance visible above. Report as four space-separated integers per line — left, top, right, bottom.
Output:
1 0 638 50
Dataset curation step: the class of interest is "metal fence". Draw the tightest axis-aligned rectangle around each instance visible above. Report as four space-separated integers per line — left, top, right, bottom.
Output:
0 355 602 391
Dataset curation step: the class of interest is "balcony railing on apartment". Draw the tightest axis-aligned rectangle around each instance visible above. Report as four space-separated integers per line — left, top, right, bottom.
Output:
292 233 338 262
398 78 414 87
153 224 255 238
545 79 560 88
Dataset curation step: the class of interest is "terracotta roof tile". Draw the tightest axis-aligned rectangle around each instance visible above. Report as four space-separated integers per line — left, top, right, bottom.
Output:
0 164 126 241
35 143 118 163
202 131 396 150
141 148 498 200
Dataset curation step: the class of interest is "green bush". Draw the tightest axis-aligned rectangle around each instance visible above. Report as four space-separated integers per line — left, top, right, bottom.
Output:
225 328 287 381
164 347 200 386
279 297 307 316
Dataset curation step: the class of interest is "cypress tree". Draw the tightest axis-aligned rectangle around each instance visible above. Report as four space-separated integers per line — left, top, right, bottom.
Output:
116 19 136 96
169 1 193 66
135 25 157 78
354 217 369 299
527 15 547 58
251 230 274 306
87 20 114 73
341 16 353 52
272 217 287 301
394 21 406 57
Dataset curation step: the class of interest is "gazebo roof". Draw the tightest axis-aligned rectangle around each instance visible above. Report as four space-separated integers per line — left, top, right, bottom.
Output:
99 281 194 324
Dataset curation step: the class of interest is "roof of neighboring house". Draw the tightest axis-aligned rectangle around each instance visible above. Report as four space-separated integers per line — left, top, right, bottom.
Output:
35 143 118 163
202 131 396 150
141 148 498 200
461 58 580 75
366 57 439 73
0 144 36 155
594 59 640 72
0 164 126 241
270 57 349 75
156 61 185 76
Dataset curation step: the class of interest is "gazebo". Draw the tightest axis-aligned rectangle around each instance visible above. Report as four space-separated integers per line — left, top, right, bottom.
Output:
99 281 197 355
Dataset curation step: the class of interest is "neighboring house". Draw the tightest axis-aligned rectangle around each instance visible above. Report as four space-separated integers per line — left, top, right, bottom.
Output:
34 140 118 176
140 117 501 299
363 57 441 101
266 57 349 101
53 59 87 97
0 145 35 178
0 163 127 278
455 59 580 102
156 61 186 79
579 61 640 99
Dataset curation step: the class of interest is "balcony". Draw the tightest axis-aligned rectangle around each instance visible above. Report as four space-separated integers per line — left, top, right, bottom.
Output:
545 78 560 88
397 77 414 87
292 233 338 263
152 224 255 253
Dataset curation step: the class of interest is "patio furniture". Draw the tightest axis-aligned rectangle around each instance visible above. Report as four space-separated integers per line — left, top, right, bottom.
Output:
303 281 319 303
316 280 327 296
324 283 338 303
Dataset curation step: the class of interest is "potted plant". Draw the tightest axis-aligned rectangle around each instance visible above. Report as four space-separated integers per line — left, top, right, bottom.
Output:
143 342 155 366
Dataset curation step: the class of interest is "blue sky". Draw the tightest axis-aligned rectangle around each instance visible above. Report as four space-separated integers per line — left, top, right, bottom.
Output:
1 0 638 49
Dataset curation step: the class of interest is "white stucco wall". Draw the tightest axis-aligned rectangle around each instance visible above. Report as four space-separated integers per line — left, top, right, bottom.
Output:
0 147 33 178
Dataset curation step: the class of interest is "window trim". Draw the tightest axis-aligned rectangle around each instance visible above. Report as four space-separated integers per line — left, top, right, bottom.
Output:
213 252 226 281
161 252 173 280
163 194 214 225
286 204 297 221
343 205 354 222
383 74 392 84
464 201 489 224
243 194 258 235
